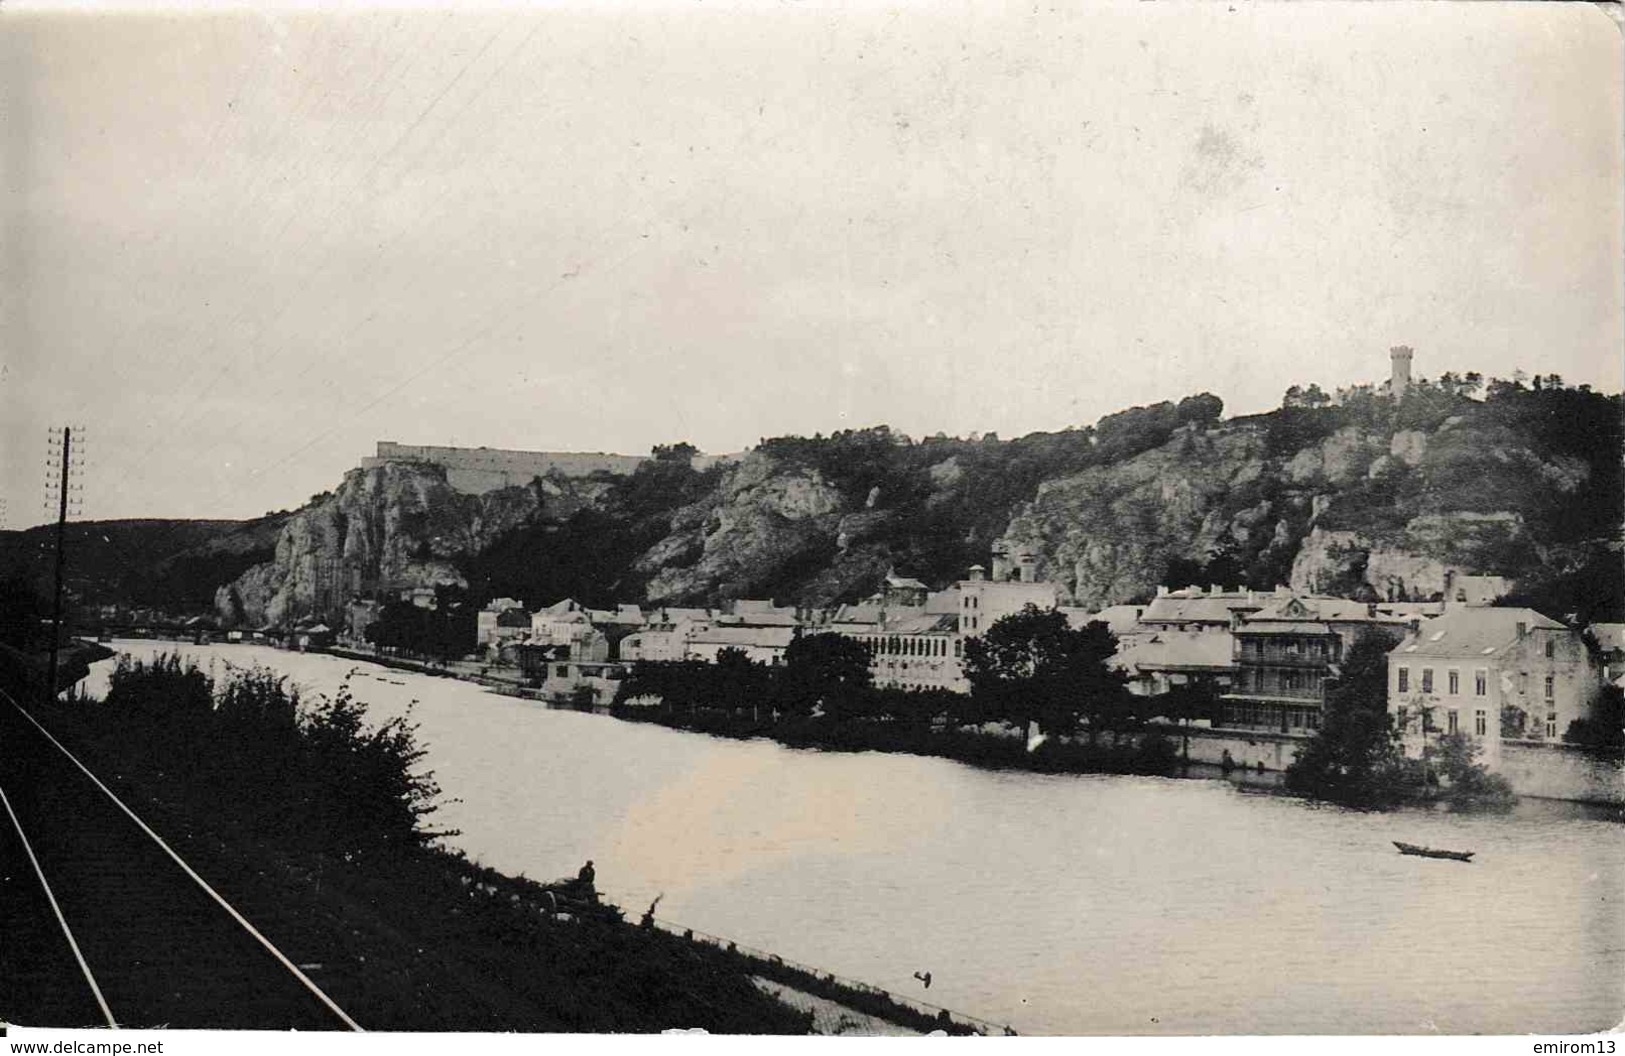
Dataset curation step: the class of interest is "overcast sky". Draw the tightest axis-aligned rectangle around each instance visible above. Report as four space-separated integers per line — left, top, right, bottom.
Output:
2 1 1620 527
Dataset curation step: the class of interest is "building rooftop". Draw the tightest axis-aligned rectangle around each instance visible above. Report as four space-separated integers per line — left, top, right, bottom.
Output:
1393 607 1567 660
1247 595 1411 625
650 607 714 624
877 613 959 635
496 608 531 628
1587 622 1625 654
686 625 797 649
1142 590 1269 625
1113 630 1235 673
830 602 887 626
1064 604 1146 636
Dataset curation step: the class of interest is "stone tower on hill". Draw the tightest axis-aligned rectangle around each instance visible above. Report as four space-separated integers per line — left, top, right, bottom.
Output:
1387 345 1414 396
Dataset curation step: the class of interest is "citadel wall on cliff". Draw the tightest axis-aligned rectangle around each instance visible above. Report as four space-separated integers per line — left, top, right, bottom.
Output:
362 442 731 495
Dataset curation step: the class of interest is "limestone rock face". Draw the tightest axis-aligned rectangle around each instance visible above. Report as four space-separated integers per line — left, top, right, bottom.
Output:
637 451 849 603
215 462 606 628
998 428 1275 609
1285 427 1381 485
995 407 1550 608
1287 514 1527 601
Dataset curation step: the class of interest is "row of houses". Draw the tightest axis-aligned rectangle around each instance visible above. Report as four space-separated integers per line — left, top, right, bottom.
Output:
1110 575 1621 760
467 558 1621 754
469 549 1062 701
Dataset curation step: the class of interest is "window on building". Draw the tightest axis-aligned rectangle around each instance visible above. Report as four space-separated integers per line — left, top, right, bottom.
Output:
1544 674 1555 701
1397 667 1409 693
1546 713 1557 739
1447 709 1458 735
1448 670 1459 696
1475 669 1487 696
1421 668 1434 694
1474 709 1487 736
1544 638 1555 659
555 665 569 678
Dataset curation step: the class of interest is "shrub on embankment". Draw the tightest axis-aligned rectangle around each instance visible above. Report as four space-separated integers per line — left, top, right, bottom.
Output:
610 698 1180 777
66 653 449 856
40 654 815 1032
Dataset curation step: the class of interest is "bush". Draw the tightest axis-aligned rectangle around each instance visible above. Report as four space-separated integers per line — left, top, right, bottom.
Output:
1563 686 1624 751
81 654 451 855
1428 732 1516 813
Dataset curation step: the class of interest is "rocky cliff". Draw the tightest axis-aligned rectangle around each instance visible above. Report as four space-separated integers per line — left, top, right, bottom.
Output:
208 380 1621 627
215 461 610 627
998 386 1612 613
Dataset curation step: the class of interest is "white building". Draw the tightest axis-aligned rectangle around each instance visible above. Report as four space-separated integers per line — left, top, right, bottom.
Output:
826 564 1063 693
1388 606 1602 761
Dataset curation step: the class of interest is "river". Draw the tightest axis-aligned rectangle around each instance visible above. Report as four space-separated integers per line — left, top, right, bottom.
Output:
83 642 1623 1036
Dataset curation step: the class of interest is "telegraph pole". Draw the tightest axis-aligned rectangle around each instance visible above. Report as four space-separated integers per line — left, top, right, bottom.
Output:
46 425 72 702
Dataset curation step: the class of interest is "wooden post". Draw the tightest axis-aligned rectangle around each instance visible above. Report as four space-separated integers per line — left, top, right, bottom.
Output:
46 426 71 703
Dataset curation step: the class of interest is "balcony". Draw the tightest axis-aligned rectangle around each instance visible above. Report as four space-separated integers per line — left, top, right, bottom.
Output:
1235 652 1334 669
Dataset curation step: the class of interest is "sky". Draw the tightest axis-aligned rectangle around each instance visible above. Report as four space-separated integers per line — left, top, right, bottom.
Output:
1 1 1620 527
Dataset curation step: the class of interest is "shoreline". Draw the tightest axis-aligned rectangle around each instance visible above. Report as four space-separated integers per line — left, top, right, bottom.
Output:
62 640 1013 1035
96 639 1625 814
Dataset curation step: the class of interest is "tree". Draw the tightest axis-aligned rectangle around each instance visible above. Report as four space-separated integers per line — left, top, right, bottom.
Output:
1426 732 1515 812
0 574 49 649
652 442 699 465
961 606 1125 742
1176 392 1224 428
780 633 872 720
714 646 771 721
1284 628 1414 807
1564 685 1624 750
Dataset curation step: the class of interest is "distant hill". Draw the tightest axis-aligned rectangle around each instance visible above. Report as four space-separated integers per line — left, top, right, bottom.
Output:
0 514 290 616
209 374 1622 629
10 373 1617 631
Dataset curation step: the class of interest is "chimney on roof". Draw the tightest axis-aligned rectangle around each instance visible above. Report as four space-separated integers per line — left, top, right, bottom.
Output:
969 564 987 582
1516 621 1528 638
1209 584 1222 596
1157 585 1169 597
1367 602 1378 618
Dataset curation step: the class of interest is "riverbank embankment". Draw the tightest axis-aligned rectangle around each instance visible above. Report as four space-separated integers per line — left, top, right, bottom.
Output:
6 649 1004 1034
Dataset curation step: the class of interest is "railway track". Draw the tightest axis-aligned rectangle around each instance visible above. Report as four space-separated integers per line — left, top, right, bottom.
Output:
0 688 361 1031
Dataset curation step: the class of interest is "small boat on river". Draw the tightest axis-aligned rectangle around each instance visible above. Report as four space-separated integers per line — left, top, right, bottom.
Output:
1393 840 1474 862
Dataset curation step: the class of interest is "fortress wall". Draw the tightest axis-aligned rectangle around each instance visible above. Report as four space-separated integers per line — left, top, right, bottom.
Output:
363 442 645 494
361 442 737 494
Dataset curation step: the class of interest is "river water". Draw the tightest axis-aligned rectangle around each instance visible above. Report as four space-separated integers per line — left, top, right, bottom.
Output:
85 643 1623 1036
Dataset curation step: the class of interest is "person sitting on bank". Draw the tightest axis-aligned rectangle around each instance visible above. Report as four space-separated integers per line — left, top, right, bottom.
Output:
577 859 596 889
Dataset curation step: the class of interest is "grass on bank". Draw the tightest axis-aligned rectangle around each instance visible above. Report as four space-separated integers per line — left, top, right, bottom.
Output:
40 654 815 1033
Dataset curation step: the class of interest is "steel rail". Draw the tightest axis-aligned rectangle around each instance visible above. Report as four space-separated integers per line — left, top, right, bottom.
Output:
0 687 364 1032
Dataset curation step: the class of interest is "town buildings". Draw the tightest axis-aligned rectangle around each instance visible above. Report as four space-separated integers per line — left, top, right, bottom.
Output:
455 551 1609 760
1387 605 1603 761
824 564 1062 692
1223 595 1418 732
